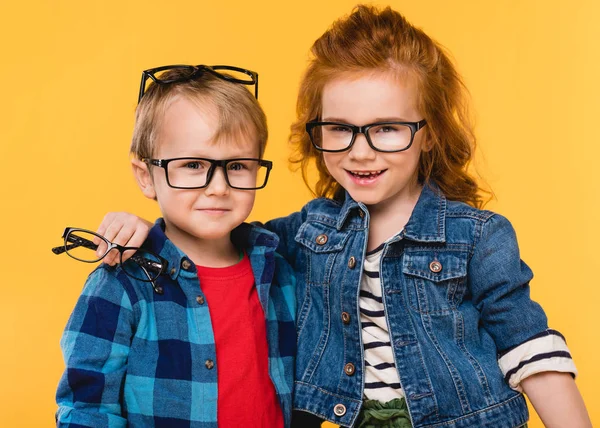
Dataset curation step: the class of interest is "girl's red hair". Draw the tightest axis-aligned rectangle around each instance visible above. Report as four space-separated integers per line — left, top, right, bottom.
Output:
290 5 489 208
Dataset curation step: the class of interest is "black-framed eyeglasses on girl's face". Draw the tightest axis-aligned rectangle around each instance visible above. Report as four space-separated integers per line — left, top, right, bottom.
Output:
138 64 259 103
52 228 168 286
305 119 427 153
142 157 273 190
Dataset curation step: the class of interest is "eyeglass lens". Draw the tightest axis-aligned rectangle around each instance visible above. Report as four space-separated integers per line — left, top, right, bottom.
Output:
166 159 268 189
64 230 163 282
310 123 414 151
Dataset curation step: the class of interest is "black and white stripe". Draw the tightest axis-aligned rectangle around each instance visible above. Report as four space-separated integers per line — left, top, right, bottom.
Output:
498 329 577 391
360 247 404 401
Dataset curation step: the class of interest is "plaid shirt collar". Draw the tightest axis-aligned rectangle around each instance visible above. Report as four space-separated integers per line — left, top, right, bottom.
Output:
143 219 281 302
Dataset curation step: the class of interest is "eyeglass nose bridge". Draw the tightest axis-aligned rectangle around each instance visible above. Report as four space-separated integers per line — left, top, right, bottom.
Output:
346 124 379 152
203 160 231 189
66 232 119 258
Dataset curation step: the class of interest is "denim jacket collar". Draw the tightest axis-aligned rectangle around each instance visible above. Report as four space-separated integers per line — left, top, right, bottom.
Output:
144 218 280 281
337 182 447 243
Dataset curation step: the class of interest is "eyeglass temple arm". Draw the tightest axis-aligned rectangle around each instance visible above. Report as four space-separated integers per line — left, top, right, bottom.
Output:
130 254 168 274
51 235 99 255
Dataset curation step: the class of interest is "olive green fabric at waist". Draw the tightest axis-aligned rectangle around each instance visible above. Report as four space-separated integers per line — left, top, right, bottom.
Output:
356 398 528 428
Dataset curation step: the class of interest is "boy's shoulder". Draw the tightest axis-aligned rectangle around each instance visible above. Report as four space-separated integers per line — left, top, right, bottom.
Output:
81 262 145 308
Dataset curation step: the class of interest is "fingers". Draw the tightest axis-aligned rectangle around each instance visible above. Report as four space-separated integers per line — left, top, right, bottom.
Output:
95 212 152 266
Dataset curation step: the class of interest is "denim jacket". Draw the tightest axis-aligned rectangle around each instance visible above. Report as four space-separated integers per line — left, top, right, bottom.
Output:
266 184 551 428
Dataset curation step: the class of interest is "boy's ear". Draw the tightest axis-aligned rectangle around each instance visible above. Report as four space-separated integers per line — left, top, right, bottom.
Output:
131 158 157 200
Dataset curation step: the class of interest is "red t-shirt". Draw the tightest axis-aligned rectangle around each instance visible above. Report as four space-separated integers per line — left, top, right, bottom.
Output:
196 254 283 428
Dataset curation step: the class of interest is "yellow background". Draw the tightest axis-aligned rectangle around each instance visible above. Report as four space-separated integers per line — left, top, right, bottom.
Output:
1 0 598 426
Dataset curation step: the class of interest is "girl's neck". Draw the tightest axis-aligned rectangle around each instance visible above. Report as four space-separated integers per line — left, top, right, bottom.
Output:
365 182 422 252
164 224 239 268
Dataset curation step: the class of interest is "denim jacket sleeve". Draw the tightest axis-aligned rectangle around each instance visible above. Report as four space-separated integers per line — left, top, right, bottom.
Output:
56 266 136 427
264 209 306 266
468 213 548 353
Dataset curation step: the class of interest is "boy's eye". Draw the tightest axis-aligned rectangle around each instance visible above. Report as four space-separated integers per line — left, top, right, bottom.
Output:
184 162 200 169
227 162 247 171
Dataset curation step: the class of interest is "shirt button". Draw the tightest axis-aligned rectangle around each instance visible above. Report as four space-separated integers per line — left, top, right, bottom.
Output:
196 295 205 305
341 312 351 324
333 403 347 417
205 359 214 369
347 256 356 269
344 363 355 376
170 267 176 276
181 259 192 270
316 234 328 245
429 260 442 273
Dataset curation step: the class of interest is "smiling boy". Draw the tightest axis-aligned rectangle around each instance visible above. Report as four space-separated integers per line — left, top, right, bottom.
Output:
55 66 296 427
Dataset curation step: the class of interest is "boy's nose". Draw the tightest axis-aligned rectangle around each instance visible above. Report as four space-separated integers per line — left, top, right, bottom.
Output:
204 167 230 196
348 133 377 161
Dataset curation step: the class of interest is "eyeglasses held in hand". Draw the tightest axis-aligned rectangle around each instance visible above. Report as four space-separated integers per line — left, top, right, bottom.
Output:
52 227 168 294
142 157 273 190
138 64 259 103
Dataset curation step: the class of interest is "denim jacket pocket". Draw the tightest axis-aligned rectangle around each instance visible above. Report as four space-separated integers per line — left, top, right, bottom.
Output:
294 221 349 285
402 250 468 315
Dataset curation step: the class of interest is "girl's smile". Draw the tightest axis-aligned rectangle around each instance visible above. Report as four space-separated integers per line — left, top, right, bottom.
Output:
321 71 427 212
346 169 387 185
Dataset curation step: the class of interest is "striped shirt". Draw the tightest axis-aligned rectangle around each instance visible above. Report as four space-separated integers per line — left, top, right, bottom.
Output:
360 242 577 402
360 244 404 402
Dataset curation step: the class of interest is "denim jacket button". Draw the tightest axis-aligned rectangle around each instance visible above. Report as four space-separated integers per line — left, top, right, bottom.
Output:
316 234 328 245
333 403 347 417
341 312 351 324
347 256 356 269
344 363 355 376
181 259 192 270
196 295 205 305
205 359 214 369
429 260 442 273
358 209 365 218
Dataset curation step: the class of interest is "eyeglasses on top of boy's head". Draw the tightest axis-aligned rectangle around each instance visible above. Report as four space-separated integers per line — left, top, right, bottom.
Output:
142 157 273 190
52 227 168 293
306 119 427 153
138 64 259 103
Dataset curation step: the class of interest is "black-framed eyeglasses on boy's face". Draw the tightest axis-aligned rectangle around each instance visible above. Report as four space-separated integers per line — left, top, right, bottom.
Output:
138 64 259 103
142 157 273 190
305 119 427 153
52 227 168 287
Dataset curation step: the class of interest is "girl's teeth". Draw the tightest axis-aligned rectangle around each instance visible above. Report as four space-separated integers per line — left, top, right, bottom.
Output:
353 170 381 176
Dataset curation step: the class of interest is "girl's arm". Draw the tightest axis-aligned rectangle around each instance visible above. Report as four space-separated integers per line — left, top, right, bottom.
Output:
468 214 590 424
96 212 153 265
521 372 592 428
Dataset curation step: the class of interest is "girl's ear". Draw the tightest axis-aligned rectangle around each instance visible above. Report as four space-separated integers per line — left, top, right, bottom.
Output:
131 158 157 200
420 128 434 152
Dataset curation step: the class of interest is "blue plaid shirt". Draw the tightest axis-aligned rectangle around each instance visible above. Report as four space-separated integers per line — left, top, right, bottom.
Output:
56 219 296 427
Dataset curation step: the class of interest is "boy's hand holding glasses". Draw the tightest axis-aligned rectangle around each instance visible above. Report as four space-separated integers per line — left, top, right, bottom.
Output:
52 227 168 293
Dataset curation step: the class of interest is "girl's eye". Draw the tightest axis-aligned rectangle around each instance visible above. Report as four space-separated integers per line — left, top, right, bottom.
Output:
376 125 399 133
324 125 352 133
332 126 351 133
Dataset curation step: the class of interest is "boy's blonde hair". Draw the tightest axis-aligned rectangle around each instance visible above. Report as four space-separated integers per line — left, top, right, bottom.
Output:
290 5 488 208
131 68 268 159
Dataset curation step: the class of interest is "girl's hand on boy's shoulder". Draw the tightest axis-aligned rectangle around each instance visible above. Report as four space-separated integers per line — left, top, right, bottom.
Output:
96 212 152 265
